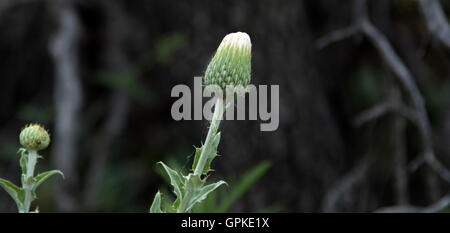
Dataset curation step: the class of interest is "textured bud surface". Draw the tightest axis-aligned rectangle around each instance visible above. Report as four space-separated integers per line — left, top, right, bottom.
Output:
204 32 252 92
19 124 50 151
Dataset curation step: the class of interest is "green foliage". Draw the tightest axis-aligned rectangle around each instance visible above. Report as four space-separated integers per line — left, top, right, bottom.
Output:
154 157 183 185
149 191 163 213
192 161 272 213
191 132 221 175
33 170 64 191
18 148 28 175
154 32 187 64
0 125 64 213
97 165 140 211
98 71 152 105
158 161 185 207
150 99 226 213
184 176 226 212
150 162 226 213
150 160 272 213
0 178 24 210
149 32 256 214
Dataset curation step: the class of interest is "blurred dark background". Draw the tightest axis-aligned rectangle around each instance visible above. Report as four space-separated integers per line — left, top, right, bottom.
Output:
0 0 449 213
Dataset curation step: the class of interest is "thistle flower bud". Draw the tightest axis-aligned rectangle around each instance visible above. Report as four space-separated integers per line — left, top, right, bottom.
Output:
19 124 50 151
204 32 252 93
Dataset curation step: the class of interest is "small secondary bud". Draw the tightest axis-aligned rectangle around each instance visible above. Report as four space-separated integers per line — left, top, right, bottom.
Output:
204 32 252 94
19 124 50 151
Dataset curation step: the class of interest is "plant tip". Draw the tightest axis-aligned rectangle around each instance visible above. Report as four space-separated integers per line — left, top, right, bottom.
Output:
203 31 252 94
19 123 50 151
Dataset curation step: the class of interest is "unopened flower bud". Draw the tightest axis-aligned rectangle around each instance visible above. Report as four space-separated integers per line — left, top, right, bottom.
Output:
19 124 50 151
204 32 252 93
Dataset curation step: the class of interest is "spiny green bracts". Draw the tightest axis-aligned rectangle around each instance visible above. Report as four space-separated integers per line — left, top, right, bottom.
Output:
204 32 251 94
19 124 50 151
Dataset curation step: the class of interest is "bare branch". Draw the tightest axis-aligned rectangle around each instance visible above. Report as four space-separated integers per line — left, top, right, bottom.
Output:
315 25 359 50
353 102 391 127
318 0 450 182
418 0 450 50
83 93 130 209
353 101 416 127
424 156 450 181
49 0 83 212
322 159 370 212
375 193 450 213
389 86 409 205
350 0 450 182
82 1 132 210
353 81 417 128
358 0 450 182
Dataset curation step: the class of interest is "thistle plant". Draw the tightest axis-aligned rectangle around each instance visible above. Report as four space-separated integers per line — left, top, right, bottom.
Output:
149 32 252 213
0 124 63 213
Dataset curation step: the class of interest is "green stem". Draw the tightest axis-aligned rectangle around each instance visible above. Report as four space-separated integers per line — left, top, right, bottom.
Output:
176 189 192 213
193 97 224 177
21 150 37 213
176 97 224 213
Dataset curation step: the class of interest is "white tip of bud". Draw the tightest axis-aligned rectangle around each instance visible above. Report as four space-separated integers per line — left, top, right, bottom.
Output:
204 32 252 93
220 32 251 52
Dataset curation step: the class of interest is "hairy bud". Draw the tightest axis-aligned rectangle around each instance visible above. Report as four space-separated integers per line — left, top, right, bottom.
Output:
19 124 50 151
204 32 252 94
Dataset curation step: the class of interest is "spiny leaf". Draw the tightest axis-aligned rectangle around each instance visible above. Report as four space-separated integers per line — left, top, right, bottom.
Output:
191 147 202 172
192 189 219 213
149 191 163 213
186 179 227 212
18 148 28 175
191 132 221 175
158 162 186 204
0 178 24 209
33 170 64 191
183 174 204 212
206 132 221 172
